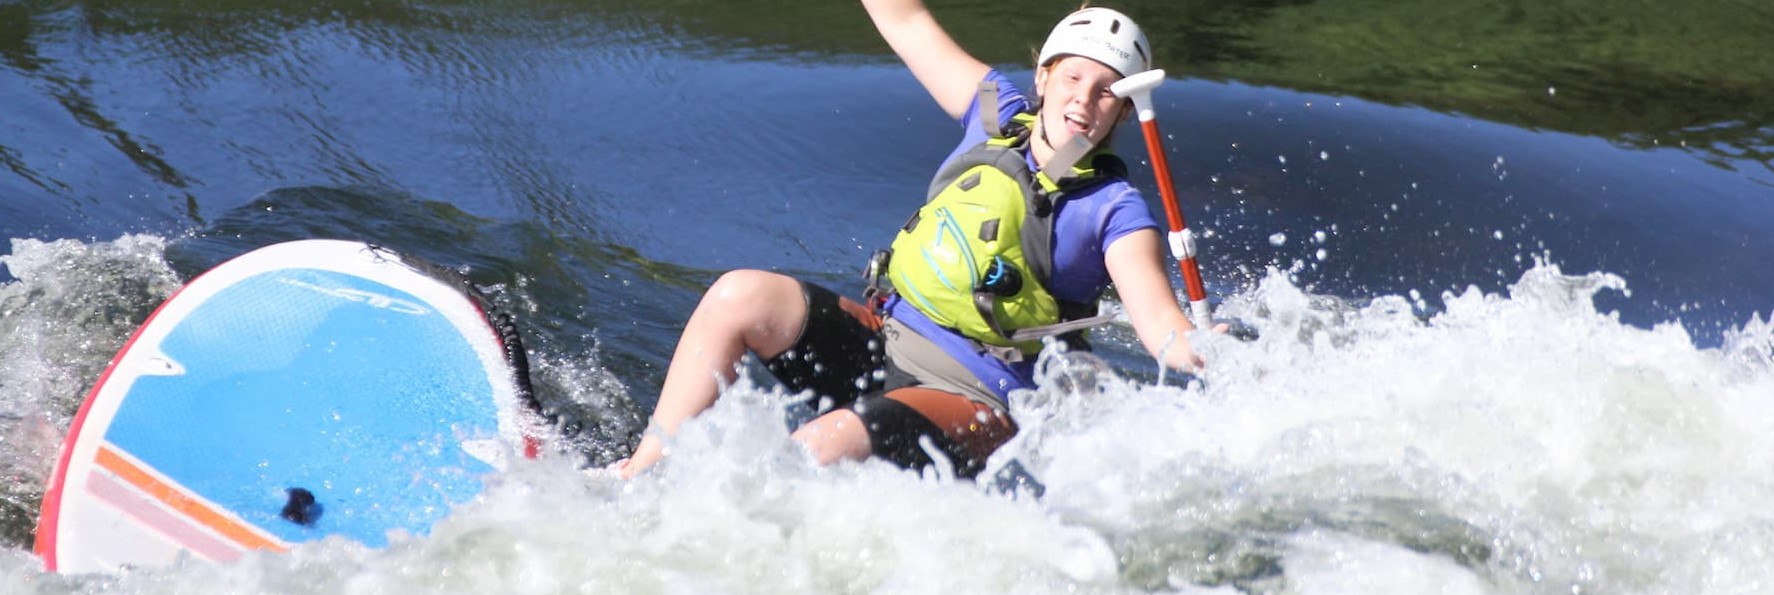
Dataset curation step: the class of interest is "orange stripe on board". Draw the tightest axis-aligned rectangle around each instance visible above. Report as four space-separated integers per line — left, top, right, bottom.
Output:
95 445 288 553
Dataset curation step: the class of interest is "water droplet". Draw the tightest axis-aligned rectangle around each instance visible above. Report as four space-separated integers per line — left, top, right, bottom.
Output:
1268 233 1287 246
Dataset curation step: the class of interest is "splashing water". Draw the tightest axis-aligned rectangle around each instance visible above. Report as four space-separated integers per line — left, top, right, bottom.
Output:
0 236 183 548
996 262 1774 593
1 237 1771 593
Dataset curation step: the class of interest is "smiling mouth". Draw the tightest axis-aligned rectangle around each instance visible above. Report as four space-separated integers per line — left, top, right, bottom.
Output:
1064 113 1091 135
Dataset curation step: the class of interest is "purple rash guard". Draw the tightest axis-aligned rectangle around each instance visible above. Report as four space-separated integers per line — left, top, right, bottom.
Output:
885 70 1159 401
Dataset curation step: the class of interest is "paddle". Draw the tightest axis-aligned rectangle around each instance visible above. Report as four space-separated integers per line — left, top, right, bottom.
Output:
1111 70 1214 329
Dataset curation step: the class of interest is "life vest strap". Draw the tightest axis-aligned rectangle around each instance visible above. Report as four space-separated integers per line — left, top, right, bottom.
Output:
980 80 1089 185
1005 313 1116 342
1040 134 1093 183
972 290 1013 343
972 287 1114 356
979 81 1002 138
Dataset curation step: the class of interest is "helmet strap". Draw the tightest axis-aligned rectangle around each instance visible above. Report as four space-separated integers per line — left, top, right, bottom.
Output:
1030 69 1060 160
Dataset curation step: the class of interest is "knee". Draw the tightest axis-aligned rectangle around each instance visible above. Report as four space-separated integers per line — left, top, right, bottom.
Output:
686 270 809 358
792 410 872 465
703 269 795 309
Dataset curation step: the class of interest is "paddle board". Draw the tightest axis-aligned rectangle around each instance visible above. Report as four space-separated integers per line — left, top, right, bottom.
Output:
34 239 542 574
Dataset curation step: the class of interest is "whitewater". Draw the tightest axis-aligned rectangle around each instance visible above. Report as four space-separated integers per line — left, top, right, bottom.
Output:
2 235 1770 594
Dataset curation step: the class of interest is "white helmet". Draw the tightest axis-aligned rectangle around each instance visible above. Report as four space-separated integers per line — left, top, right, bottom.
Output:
1036 7 1151 77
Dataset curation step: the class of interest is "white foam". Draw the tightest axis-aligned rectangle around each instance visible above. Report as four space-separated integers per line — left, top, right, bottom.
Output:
5 238 1774 593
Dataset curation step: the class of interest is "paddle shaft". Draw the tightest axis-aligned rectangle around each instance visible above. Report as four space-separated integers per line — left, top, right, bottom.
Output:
1111 70 1212 326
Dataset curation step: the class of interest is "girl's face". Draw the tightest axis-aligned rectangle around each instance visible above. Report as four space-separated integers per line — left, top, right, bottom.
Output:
1034 56 1128 150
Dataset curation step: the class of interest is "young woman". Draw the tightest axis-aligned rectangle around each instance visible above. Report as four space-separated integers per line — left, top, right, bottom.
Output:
615 2 1212 478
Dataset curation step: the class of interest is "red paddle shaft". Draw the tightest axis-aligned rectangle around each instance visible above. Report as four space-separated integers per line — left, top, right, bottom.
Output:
1111 70 1212 326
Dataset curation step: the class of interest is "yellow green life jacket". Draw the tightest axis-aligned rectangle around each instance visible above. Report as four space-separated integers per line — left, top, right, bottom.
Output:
885 108 1125 357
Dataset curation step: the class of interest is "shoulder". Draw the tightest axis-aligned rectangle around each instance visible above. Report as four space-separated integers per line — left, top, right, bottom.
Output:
942 70 1036 166
1075 177 1146 209
1063 178 1159 242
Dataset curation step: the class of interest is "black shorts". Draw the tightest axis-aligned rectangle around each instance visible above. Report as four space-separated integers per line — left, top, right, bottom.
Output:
762 283 1018 478
762 282 887 410
852 383 1017 478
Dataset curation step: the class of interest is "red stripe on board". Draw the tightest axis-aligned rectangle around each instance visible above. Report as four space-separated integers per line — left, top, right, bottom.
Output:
94 446 287 553
85 469 244 564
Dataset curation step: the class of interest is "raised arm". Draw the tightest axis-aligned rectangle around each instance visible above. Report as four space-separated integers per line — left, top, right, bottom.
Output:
1104 228 1209 372
860 0 992 120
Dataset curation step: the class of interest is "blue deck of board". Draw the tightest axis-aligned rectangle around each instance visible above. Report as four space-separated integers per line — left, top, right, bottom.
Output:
105 268 500 546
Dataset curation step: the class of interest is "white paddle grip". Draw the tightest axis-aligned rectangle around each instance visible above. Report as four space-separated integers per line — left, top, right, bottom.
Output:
1110 69 1166 122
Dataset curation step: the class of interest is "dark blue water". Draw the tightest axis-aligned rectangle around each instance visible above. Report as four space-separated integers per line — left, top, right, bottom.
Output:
3 1 1773 592
4 3 1766 344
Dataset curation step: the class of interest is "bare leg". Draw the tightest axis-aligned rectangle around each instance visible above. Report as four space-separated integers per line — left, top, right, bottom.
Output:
619 270 808 477
790 410 873 465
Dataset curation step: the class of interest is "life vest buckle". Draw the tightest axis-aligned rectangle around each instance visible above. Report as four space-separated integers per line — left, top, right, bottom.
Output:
861 249 893 309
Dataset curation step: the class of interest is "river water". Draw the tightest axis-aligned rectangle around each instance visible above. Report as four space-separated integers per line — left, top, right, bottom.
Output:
2 1 1772 593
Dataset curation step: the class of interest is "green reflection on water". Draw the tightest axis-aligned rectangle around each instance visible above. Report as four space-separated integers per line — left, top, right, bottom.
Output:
612 0 1774 164
5 0 1770 162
